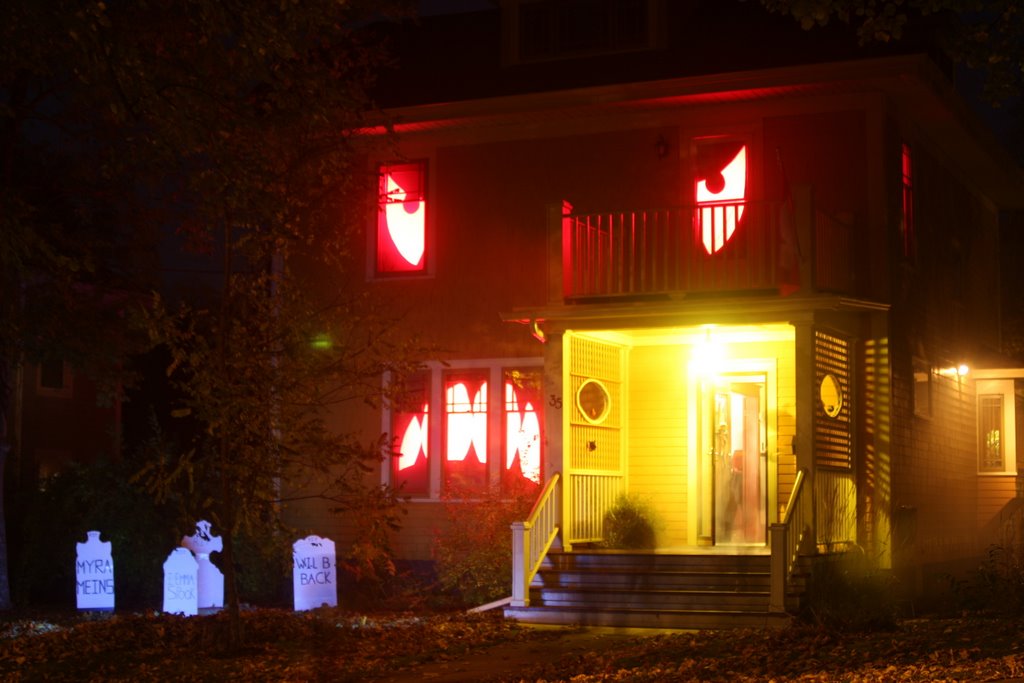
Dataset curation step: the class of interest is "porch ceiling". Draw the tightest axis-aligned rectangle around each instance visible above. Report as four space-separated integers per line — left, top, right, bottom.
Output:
501 293 890 336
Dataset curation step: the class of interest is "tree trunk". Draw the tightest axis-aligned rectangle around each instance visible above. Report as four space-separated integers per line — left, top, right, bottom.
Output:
220 451 242 651
0 360 14 610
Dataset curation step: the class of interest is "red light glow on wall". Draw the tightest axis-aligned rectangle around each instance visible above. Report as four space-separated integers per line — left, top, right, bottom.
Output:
378 162 426 273
695 144 746 254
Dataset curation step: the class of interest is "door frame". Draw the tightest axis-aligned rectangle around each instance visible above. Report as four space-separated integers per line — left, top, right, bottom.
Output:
687 357 778 546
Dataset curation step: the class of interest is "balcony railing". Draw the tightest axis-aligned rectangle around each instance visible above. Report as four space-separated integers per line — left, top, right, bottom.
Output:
558 194 853 300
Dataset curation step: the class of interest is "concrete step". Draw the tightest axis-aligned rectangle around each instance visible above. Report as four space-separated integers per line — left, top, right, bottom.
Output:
505 550 794 630
504 605 792 630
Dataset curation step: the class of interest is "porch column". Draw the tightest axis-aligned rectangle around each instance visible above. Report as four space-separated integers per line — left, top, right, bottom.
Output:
793 320 816 536
543 330 566 550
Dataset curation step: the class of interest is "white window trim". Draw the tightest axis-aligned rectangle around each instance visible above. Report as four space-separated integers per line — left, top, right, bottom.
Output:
382 357 544 501
976 377 1016 476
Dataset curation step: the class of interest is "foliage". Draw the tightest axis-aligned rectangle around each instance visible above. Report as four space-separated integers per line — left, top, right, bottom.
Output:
949 543 1024 615
2 0 429 645
756 0 1024 105
800 549 899 632
432 487 535 607
4 608 1024 681
600 494 657 550
13 458 175 609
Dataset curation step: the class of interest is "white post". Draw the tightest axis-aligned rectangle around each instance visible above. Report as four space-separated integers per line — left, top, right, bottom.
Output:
511 521 531 607
769 522 786 613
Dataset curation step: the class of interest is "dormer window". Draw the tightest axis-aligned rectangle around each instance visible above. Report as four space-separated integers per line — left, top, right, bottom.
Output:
377 160 427 275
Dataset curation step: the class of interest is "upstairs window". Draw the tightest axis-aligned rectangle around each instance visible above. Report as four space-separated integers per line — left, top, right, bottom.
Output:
377 160 427 275
695 139 747 255
900 143 915 260
507 0 662 64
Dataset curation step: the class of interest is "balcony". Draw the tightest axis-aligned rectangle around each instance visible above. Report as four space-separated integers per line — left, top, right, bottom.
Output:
554 192 853 301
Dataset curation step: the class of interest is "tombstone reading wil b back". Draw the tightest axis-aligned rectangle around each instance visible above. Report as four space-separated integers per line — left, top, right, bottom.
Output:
163 547 198 616
76 531 114 611
292 535 337 611
181 520 224 613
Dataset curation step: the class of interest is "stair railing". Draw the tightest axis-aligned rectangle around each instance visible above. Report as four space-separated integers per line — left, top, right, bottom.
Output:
769 468 810 613
511 472 561 608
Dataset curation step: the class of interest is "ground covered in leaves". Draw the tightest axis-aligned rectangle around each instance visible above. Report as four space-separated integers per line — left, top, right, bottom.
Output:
2 607 1024 682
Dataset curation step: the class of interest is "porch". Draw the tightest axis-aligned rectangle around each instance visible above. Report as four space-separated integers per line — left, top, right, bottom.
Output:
506 470 813 629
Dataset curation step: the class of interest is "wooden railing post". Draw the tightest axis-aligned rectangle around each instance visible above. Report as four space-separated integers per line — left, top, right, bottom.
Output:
511 521 530 607
769 523 786 613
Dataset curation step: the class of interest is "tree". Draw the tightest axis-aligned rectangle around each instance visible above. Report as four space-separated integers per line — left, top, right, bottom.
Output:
756 1 1024 106
2 0 424 640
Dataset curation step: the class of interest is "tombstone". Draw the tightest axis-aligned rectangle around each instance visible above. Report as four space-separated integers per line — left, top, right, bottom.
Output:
75 531 114 611
292 535 337 611
163 547 198 616
181 520 224 614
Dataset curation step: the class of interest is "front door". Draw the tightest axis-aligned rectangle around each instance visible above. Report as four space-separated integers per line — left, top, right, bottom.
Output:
697 373 767 546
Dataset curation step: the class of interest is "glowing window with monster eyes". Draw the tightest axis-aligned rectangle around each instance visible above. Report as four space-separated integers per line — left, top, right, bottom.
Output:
391 372 430 496
377 160 427 274
694 140 747 255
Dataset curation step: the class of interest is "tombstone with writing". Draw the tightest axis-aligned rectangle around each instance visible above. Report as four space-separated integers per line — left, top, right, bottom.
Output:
75 530 114 611
292 535 337 611
163 547 198 616
181 520 224 614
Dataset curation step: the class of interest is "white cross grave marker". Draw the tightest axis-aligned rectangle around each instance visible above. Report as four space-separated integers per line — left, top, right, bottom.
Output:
181 520 224 613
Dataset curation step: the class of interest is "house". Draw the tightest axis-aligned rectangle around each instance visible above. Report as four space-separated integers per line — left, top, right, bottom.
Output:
290 0 1024 627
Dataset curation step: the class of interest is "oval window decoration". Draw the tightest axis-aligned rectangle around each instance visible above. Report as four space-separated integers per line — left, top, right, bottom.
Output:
577 379 611 424
820 373 843 419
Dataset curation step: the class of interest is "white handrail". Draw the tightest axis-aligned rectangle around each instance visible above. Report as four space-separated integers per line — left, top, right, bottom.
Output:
511 472 561 608
769 468 810 613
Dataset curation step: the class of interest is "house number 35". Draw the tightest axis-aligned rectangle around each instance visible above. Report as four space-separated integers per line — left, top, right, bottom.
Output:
548 394 562 409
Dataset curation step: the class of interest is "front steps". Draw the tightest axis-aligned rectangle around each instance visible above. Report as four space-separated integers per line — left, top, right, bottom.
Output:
504 549 795 629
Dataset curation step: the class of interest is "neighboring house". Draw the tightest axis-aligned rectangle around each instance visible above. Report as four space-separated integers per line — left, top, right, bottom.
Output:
10 358 121 485
291 0 1024 626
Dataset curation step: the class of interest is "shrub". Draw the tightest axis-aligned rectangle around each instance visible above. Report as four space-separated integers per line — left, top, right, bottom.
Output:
431 486 535 608
801 549 898 632
949 543 1024 616
601 494 657 549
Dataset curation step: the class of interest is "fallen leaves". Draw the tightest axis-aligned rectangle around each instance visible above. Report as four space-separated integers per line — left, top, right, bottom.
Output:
1 610 1023 682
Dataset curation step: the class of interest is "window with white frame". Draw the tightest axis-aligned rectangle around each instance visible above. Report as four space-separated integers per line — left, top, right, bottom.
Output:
977 378 1016 475
385 360 544 499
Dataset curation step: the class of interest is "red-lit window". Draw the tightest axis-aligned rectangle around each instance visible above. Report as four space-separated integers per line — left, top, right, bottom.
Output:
377 160 426 274
503 369 543 493
695 140 747 255
900 143 915 259
444 373 488 493
391 373 430 495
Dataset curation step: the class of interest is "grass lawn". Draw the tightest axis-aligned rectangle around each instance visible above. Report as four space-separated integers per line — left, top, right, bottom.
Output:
2 607 1024 681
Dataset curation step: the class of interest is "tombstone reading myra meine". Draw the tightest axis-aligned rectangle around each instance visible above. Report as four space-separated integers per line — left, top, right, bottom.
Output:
163 547 198 616
75 530 114 611
292 535 337 611
181 520 224 614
